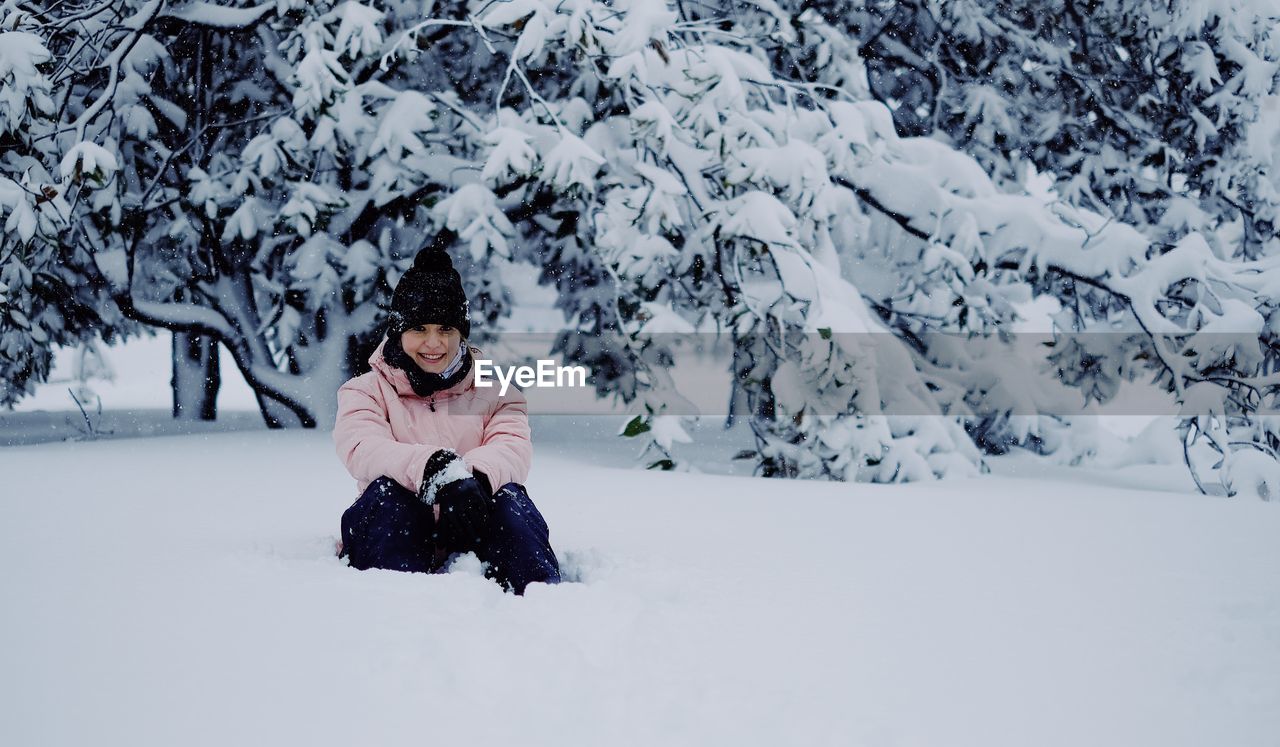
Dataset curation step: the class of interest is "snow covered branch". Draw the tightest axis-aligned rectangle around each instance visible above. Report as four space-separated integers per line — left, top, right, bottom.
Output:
159 2 275 28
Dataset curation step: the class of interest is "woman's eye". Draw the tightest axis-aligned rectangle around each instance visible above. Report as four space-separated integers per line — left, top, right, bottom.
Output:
440 326 454 332
409 326 426 333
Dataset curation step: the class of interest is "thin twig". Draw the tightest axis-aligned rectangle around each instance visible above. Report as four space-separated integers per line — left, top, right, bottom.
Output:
67 387 97 439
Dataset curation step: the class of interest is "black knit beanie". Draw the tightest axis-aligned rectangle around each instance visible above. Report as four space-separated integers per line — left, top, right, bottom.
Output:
387 249 471 338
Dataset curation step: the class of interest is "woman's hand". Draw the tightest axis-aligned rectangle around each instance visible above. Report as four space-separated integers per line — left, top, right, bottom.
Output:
420 449 492 551
419 449 471 504
433 477 493 551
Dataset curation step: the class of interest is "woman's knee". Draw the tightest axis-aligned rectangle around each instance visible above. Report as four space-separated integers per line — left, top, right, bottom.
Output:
492 482 526 497
490 483 530 513
362 475 412 501
489 484 550 533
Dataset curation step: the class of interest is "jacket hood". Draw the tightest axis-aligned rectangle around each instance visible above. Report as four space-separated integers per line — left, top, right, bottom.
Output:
369 338 478 400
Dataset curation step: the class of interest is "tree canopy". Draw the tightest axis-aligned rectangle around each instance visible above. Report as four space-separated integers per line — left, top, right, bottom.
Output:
3 0 1279 496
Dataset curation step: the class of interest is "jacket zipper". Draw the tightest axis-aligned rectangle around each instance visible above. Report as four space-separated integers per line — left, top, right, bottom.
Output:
429 397 436 412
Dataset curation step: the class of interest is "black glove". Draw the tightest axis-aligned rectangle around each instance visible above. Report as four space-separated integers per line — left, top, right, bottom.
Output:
420 450 493 552
420 449 467 504
434 477 493 552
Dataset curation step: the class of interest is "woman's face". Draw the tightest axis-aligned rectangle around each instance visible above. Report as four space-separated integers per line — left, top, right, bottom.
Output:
400 324 462 374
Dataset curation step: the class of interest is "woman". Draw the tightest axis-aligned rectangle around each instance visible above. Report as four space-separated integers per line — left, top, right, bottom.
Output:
332 249 561 594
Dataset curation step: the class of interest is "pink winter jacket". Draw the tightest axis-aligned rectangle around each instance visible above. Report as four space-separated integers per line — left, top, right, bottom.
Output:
332 340 532 495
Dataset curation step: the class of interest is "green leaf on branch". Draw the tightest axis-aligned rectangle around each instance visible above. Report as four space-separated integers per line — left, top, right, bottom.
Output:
621 415 650 437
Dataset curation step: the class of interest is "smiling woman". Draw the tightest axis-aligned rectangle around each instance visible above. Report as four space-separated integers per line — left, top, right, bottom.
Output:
331 249 561 594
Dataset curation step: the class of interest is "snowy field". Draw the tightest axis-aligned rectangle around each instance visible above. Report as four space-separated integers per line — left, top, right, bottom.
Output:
2 424 1278 747
3 337 1278 745
9 3 1280 742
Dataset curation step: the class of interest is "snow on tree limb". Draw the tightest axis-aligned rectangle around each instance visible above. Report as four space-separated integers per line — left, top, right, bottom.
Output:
59 142 120 184
159 2 275 28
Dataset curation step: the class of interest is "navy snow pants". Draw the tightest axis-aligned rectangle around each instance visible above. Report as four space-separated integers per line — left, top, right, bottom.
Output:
340 476 561 594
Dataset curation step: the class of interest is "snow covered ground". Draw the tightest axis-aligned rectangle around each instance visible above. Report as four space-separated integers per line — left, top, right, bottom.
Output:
3 336 1276 745
2 427 1278 747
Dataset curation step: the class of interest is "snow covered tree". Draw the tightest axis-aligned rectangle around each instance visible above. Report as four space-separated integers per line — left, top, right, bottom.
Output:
1 1 420 426
0 5 132 406
7 0 1279 494
0 2 285 418
820 0 1280 495
313 0 1137 481
375 0 1280 490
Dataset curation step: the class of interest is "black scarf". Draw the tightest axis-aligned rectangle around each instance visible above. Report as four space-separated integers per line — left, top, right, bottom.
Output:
383 340 474 398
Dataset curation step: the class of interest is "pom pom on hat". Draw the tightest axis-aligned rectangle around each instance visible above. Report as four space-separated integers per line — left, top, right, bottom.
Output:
412 248 456 274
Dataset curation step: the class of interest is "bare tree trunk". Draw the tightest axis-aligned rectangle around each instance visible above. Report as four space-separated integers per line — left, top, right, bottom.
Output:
172 331 220 420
